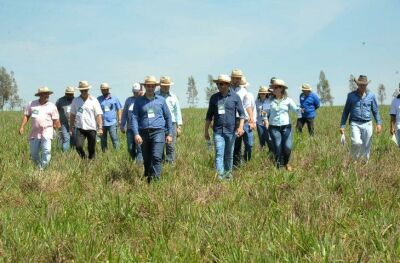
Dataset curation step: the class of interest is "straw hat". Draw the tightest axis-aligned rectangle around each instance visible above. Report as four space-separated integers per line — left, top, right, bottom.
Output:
240 77 250 88
354 75 371 85
65 86 75 94
269 78 288 89
78 81 91 90
258 86 270 94
213 74 231 84
141 76 159 86
100 83 110 90
35 86 53 96
132 82 141 92
231 69 243 78
160 76 174 86
301 83 312 91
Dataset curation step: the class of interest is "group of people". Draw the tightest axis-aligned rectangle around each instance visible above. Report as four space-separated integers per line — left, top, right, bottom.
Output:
19 70 392 182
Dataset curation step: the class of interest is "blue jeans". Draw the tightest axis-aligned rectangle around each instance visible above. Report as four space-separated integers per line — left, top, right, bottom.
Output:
126 129 143 162
59 124 76 152
163 123 176 163
243 123 253 161
213 132 236 178
101 124 119 151
29 138 52 169
396 129 400 147
140 129 165 182
269 125 293 167
256 124 274 154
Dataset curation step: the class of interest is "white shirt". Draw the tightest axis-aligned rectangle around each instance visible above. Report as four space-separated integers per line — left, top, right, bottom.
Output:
70 95 103 130
390 97 400 129
233 86 251 109
155 91 183 125
245 92 257 121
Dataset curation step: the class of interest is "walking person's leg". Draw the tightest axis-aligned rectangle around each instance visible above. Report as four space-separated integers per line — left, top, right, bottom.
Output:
75 129 86 159
29 138 41 167
296 118 305 133
40 137 52 169
87 130 97 159
361 121 373 161
306 118 315 136
256 124 266 148
109 124 119 149
60 124 71 152
243 123 253 162
213 133 225 179
350 122 363 160
281 125 293 168
269 126 283 168
140 131 151 179
224 133 236 180
126 129 135 160
100 126 109 152
150 130 165 181
165 123 176 164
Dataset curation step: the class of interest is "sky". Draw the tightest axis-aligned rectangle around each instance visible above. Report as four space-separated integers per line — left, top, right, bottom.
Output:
0 0 399 107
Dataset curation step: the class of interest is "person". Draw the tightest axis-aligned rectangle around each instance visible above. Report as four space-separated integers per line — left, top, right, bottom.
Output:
268 78 300 171
390 84 400 146
120 82 143 162
229 69 254 167
296 83 320 135
340 75 382 161
131 76 173 183
240 77 257 162
204 74 245 180
56 86 75 151
255 86 274 154
70 81 103 159
97 83 122 152
19 87 60 170
156 76 183 164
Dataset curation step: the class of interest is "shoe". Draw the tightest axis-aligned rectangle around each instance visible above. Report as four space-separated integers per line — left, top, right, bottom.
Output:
217 174 224 180
285 164 293 172
225 172 233 180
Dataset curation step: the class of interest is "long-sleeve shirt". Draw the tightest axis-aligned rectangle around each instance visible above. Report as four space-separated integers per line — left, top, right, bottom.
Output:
268 97 300 126
340 91 382 128
121 96 137 130
55 96 74 126
130 95 173 136
156 90 183 125
255 98 270 125
205 90 245 134
299 92 320 119
97 94 122 126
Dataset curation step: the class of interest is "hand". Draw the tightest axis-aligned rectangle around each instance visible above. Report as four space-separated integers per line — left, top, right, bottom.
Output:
236 127 244 137
339 128 345 135
120 126 126 134
249 122 256 131
263 120 269 129
135 135 143 145
166 135 173 144
204 130 210 141
19 126 24 135
390 128 396 135
375 125 382 134
97 128 103 136
69 130 73 136
301 108 305 113
176 126 182 137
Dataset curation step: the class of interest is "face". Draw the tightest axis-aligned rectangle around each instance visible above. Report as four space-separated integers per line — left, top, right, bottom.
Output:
160 85 170 93
144 84 157 94
217 82 230 93
80 89 89 98
272 85 283 96
39 93 50 102
259 93 267 99
65 93 74 100
231 76 241 86
101 88 109 96
303 90 311 96
357 83 367 90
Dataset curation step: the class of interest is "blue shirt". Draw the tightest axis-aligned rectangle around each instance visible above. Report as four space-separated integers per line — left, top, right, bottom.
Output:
205 90 245 134
255 98 270 125
268 97 300 126
55 96 74 126
130 95 173 136
97 95 122 126
299 92 320 119
121 96 137 130
340 91 382 128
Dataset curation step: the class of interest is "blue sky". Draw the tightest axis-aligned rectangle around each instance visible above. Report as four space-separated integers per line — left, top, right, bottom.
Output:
0 0 399 107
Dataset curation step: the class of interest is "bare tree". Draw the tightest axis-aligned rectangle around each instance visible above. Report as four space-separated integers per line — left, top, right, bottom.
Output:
316 70 334 106
186 76 198 108
205 74 218 103
349 74 358 92
377 84 386 105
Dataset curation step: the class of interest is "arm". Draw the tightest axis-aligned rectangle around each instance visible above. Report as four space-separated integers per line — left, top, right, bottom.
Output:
69 114 76 134
314 94 321 109
236 97 245 136
204 97 214 140
117 109 122 125
120 99 129 132
340 94 351 132
19 115 30 135
371 95 382 126
162 100 173 143
96 114 103 135
390 115 396 135
204 120 212 140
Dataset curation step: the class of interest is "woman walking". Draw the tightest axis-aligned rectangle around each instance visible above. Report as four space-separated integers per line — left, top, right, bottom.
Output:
255 86 274 155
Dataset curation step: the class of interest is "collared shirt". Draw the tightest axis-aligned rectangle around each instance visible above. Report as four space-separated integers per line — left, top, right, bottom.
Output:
55 96 74 126
340 91 382 128
24 100 59 140
299 92 320 119
205 90 245 134
390 97 400 129
130 94 173 136
156 90 183 125
121 96 137 130
255 98 270 125
70 95 103 131
231 85 251 109
268 97 300 126
97 94 122 126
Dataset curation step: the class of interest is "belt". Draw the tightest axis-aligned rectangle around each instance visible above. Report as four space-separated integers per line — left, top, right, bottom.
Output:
350 119 371 123
140 128 162 132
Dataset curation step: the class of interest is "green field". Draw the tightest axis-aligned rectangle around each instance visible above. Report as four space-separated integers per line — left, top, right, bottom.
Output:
0 107 399 262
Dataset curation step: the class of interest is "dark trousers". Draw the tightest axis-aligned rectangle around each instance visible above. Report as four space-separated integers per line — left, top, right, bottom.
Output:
233 135 243 167
163 123 176 163
296 117 315 135
269 125 292 168
76 128 97 159
140 129 165 182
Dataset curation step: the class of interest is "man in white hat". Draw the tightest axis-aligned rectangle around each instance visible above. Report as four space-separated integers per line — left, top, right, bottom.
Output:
97 83 122 152
70 81 103 159
240 77 257 162
296 83 320 136
56 86 76 152
205 74 245 180
131 76 173 183
19 87 60 170
340 75 382 161
120 82 143 162
155 76 183 165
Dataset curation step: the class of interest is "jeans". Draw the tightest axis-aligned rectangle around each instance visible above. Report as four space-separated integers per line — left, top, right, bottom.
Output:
101 124 119 152
296 117 315 135
243 123 253 162
140 129 165 182
163 123 177 163
214 132 236 178
396 129 400 147
256 124 274 154
59 124 76 152
76 129 97 159
126 129 143 161
350 121 373 161
269 125 293 168
29 138 52 169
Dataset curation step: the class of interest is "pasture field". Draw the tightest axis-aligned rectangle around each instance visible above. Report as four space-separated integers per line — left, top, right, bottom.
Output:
0 106 399 262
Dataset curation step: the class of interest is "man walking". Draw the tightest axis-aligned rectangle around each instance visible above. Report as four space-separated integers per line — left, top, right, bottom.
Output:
56 86 75 151
296 83 320 136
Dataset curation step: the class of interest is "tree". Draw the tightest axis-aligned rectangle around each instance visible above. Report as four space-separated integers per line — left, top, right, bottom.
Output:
316 70 334 106
349 74 358 92
186 75 198 108
377 84 386 105
0 66 21 110
205 74 218 103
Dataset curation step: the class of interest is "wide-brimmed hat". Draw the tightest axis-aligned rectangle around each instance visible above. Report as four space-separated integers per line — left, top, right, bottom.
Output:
65 86 75 94
132 82 141 92
231 69 243 78
269 78 288 89
141 76 159 86
258 86 270 94
240 77 250 88
354 75 371 85
213 74 231 84
100 83 110 90
160 76 174 86
78 80 91 90
35 86 53 96
301 83 312 91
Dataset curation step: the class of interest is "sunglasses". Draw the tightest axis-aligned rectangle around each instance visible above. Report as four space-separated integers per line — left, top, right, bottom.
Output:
217 83 229 86
80 90 89 93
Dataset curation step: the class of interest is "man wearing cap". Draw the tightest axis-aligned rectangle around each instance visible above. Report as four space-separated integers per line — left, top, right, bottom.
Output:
205 74 245 180
131 76 173 183
156 76 183 165
240 77 257 162
70 81 103 159
97 83 122 152
296 83 320 136
56 86 76 152
19 87 60 170
340 75 382 161
120 82 143 162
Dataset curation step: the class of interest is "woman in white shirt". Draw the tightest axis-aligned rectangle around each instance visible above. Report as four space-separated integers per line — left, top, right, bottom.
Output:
390 91 400 146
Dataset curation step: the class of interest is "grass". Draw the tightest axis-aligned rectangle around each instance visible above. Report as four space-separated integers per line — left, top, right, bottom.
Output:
0 106 399 262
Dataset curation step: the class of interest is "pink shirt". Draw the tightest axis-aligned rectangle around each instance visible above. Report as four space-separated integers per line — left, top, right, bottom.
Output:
24 100 59 140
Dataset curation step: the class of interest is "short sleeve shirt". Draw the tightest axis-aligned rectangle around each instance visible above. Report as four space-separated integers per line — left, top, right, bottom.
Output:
70 96 103 130
24 100 59 140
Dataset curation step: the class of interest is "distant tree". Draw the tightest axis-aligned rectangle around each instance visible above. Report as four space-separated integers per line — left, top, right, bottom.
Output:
349 74 358 92
205 74 218 103
0 66 21 110
316 70 334 106
186 75 198 108
377 84 386 105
